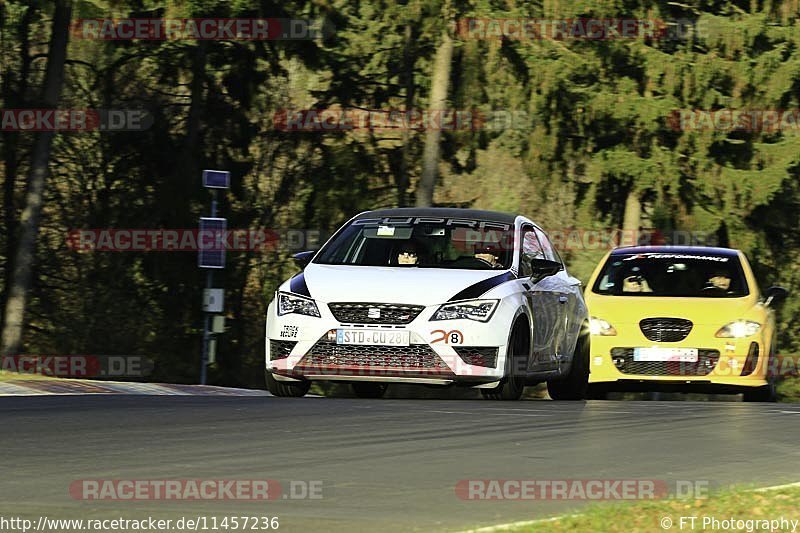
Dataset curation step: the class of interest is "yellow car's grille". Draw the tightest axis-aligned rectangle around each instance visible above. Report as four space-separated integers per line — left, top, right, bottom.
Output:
639 318 693 342
610 348 720 376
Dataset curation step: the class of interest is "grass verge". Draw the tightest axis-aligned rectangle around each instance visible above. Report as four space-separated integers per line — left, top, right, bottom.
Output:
0 370 55 382
500 486 800 532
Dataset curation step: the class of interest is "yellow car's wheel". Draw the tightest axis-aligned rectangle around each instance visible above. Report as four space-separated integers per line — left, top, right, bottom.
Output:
742 380 777 402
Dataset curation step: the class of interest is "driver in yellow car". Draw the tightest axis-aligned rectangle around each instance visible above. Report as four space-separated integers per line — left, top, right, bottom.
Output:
622 275 653 293
708 273 732 291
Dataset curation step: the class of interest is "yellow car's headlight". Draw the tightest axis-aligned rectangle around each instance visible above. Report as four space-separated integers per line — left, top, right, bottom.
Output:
715 320 761 338
589 317 617 336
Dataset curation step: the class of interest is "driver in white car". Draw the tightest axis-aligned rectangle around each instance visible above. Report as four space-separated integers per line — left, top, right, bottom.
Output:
397 242 420 266
474 245 503 268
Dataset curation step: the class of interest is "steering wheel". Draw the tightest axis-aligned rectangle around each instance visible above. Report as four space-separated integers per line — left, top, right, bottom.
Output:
451 256 495 269
701 285 724 294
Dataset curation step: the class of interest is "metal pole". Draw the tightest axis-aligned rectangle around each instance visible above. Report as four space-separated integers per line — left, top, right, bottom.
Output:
200 190 218 385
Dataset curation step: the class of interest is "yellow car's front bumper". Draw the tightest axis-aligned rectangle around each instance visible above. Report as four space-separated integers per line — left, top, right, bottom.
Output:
589 323 768 389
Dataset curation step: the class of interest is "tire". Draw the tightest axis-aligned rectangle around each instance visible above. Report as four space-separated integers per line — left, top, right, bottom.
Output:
586 384 609 400
547 331 589 401
265 369 310 397
351 382 388 399
481 321 528 401
743 350 778 402
742 381 777 402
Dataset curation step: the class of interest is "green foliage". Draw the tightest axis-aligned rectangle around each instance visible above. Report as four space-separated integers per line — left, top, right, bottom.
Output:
1 0 799 388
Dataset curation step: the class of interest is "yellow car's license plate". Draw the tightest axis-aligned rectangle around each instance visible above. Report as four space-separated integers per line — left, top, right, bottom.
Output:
336 329 410 346
633 347 698 362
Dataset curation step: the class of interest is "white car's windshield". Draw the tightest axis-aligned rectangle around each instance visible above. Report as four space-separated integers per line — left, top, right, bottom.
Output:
592 252 749 297
314 220 514 270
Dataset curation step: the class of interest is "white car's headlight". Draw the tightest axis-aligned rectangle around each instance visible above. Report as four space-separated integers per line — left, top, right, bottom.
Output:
589 317 617 336
431 299 498 322
277 292 320 317
715 320 760 338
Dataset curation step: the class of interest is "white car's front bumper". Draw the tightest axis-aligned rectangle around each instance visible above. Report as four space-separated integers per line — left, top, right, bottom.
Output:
265 297 516 385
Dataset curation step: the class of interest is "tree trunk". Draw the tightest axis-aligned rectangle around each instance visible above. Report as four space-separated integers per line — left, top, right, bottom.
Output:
397 22 415 207
0 0 72 356
1 6 34 333
415 5 453 207
621 189 641 246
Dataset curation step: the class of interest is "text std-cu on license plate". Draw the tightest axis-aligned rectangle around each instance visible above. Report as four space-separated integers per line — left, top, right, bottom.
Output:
633 347 699 362
336 329 410 346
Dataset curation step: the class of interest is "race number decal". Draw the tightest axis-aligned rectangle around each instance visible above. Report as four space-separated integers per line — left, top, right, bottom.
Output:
431 329 464 345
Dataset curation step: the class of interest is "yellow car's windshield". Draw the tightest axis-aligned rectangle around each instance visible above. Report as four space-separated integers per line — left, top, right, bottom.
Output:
592 251 749 297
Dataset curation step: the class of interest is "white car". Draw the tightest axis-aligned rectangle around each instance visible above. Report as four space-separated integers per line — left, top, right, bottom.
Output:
265 208 590 400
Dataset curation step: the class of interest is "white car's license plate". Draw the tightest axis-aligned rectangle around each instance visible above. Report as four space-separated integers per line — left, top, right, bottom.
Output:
336 329 410 346
633 347 699 362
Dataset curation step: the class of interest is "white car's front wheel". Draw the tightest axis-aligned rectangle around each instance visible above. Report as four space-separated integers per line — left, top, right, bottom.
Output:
481 321 528 401
265 370 311 397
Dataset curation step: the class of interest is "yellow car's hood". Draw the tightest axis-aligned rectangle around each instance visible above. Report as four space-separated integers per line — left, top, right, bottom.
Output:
585 293 760 326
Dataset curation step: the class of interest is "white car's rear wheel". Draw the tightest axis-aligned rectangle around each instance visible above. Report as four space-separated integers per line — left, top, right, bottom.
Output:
547 330 589 401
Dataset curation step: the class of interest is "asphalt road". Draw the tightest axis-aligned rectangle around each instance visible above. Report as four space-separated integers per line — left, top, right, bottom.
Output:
2 395 800 532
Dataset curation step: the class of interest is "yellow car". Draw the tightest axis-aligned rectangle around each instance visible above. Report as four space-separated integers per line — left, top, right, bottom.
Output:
584 246 788 401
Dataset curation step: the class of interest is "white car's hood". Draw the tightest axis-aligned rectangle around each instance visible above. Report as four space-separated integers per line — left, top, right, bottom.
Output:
295 264 510 306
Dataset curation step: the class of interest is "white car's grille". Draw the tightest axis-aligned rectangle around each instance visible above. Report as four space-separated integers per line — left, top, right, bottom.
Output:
299 341 449 370
328 303 424 325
